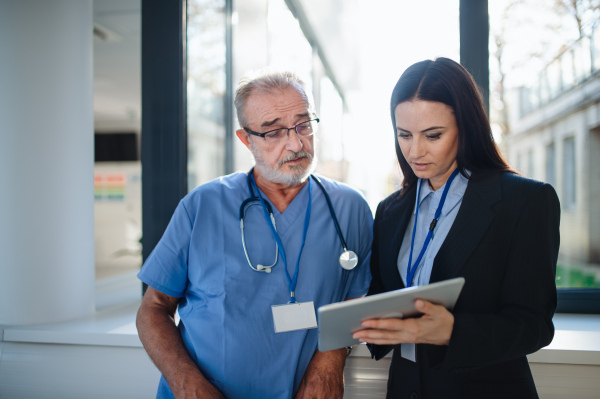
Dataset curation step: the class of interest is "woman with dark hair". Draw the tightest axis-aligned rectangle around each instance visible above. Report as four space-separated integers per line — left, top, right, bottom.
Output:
353 57 560 399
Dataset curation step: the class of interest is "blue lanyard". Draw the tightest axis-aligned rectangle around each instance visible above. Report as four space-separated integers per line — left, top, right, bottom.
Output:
406 169 460 287
250 175 312 303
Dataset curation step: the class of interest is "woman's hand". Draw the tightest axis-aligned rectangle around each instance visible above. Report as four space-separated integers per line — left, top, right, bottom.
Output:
352 299 454 346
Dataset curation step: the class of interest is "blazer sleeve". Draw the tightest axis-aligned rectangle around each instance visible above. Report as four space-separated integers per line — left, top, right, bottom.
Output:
367 200 396 360
368 200 387 297
442 182 560 372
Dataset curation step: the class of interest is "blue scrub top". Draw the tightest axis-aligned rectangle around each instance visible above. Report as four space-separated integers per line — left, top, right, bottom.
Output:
138 172 373 399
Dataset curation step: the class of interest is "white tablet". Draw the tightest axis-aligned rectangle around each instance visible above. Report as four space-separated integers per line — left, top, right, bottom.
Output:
317 277 465 352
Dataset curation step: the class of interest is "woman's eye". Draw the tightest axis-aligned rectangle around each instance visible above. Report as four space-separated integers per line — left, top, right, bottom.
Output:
426 133 442 140
398 133 411 139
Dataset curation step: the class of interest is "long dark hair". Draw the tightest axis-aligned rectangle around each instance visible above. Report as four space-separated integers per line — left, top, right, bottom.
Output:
391 57 512 194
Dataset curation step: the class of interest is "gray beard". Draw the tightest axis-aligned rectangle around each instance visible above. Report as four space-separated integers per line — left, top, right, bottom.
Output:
250 143 317 186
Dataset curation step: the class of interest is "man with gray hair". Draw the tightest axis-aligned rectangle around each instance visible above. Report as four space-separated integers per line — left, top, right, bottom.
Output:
136 69 373 399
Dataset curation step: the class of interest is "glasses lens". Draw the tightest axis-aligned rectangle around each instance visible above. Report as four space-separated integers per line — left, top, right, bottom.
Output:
264 129 287 142
295 121 314 136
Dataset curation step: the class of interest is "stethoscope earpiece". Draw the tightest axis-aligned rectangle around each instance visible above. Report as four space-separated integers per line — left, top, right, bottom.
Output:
256 265 272 273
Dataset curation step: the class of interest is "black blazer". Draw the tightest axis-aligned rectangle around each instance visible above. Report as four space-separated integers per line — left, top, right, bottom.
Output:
368 171 560 399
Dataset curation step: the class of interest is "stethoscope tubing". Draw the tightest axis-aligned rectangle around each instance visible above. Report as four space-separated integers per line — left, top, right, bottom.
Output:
311 175 349 252
240 201 278 272
240 169 355 275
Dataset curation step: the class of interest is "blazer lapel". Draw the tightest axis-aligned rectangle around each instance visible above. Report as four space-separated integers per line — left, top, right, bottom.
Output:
377 187 417 290
430 172 503 283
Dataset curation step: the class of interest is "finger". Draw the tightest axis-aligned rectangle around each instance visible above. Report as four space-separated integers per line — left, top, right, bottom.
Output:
353 327 415 343
359 318 378 328
353 328 387 340
361 317 406 330
353 331 414 346
415 299 446 316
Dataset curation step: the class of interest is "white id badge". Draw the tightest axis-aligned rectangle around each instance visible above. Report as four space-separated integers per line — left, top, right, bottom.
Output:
271 301 318 333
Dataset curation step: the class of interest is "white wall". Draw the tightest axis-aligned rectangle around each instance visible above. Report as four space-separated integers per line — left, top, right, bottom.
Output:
0 0 95 326
0 342 160 399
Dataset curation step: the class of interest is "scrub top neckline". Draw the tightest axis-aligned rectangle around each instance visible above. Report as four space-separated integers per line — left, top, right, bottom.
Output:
252 179 311 235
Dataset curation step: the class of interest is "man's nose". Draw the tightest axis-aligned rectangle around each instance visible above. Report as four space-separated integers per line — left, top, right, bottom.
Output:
284 128 303 151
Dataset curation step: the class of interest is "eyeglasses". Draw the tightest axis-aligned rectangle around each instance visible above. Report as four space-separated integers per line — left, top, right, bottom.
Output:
244 118 320 144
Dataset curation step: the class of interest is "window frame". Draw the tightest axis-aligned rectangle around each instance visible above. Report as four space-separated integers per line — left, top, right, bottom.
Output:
139 0 599 313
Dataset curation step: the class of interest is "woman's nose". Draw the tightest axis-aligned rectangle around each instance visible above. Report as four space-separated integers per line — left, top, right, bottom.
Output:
409 137 425 158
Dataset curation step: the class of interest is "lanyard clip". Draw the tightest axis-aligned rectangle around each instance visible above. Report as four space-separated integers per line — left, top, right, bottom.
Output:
429 218 438 231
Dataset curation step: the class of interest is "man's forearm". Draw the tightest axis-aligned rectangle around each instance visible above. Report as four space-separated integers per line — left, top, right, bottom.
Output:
310 348 348 371
136 301 222 398
294 348 348 399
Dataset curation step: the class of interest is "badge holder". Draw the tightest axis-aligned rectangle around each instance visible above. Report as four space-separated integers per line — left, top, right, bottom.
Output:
272 301 317 333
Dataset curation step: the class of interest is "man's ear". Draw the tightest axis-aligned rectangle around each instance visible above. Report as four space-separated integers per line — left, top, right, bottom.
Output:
236 129 251 149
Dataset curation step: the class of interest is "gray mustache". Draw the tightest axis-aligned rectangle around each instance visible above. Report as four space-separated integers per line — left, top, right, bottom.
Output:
278 151 312 167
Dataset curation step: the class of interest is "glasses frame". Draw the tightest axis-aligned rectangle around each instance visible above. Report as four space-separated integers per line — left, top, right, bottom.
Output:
243 118 320 141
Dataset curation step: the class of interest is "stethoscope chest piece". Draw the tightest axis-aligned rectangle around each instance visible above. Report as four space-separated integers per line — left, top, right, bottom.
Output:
339 250 358 270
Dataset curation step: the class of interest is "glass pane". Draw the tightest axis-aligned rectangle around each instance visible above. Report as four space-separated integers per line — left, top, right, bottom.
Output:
545 143 556 187
573 37 591 82
562 136 576 210
594 27 600 71
187 0 227 190
547 59 562 98
339 0 460 208
267 0 313 85
490 0 600 289
93 3 142 289
560 49 574 89
317 76 345 181
527 149 535 179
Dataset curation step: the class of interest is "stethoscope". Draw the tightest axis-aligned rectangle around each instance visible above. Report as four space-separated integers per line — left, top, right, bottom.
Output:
240 168 358 275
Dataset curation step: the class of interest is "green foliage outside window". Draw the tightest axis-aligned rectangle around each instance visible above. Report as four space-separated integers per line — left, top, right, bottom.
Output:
556 262 600 288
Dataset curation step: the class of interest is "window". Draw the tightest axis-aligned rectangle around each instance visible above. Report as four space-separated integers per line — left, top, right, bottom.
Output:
266 0 313 85
527 148 535 179
93 3 142 291
545 142 556 187
187 0 227 189
490 0 600 309
317 76 345 181
563 136 576 210
516 152 523 174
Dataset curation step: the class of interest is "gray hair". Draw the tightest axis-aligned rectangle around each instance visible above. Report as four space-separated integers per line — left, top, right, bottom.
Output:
234 69 315 128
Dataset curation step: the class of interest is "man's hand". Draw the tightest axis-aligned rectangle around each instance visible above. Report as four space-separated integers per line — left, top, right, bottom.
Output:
352 299 454 346
169 372 226 399
294 348 347 399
